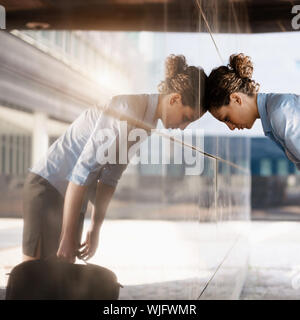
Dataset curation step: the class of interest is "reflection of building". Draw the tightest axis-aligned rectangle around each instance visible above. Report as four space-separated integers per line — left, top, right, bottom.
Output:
114 135 250 220
251 137 298 208
122 133 299 211
0 30 146 171
12 30 145 97
0 30 146 217
251 137 296 176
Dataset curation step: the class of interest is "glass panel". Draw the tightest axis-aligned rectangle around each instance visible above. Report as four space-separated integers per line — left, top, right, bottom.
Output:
202 137 250 299
0 1 251 300
96 145 217 299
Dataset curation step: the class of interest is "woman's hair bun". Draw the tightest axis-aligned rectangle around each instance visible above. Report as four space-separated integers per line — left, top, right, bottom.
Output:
228 53 253 79
165 54 188 79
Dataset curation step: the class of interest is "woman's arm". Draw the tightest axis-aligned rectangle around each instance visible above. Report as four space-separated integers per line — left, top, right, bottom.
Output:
92 180 116 228
78 180 116 261
57 181 88 263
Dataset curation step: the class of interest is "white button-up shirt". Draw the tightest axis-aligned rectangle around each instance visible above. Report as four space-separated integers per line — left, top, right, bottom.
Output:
30 94 159 201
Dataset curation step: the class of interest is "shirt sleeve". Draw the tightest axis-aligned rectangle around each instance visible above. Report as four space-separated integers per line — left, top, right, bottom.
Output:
99 163 128 187
269 94 300 169
67 97 129 187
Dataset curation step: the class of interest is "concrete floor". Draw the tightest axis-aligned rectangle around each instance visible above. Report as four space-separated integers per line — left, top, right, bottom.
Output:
1 219 300 300
240 221 300 299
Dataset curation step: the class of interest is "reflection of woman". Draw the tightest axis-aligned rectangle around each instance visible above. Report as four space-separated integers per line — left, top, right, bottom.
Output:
205 53 300 169
22 54 207 263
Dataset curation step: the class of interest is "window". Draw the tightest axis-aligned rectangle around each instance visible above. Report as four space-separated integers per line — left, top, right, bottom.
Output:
1 135 5 174
260 158 272 176
277 159 288 176
55 31 63 48
9 135 13 174
41 30 50 42
65 32 72 54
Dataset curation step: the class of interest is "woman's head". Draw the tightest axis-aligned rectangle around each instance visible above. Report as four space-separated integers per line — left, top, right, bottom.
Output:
205 53 260 130
157 54 207 129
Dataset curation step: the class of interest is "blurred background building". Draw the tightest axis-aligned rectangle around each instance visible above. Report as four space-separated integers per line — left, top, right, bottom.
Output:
0 29 148 216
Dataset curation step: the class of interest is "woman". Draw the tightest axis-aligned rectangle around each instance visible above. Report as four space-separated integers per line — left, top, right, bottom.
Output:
205 53 300 169
23 54 207 263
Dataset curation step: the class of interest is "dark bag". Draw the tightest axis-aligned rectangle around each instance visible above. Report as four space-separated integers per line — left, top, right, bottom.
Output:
5 258 123 300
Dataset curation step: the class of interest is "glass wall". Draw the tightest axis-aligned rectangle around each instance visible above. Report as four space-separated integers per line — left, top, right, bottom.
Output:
0 0 251 299
98 134 250 299
90 0 249 299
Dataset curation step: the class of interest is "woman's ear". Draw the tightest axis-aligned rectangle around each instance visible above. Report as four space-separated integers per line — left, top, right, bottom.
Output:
230 93 242 106
170 93 182 106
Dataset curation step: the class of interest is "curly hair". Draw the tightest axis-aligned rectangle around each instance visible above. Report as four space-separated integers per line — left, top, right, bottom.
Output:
205 53 260 111
158 54 207 112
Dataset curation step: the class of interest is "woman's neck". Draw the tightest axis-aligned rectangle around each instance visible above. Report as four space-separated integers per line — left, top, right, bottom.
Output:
253 93 260 119
154 94 164 122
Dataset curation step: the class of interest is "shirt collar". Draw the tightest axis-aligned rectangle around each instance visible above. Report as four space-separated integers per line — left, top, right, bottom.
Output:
257 93 272 134
144 94 159 128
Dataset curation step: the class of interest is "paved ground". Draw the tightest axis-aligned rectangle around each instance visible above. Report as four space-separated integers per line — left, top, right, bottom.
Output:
1 219 300 300
240 221 300 299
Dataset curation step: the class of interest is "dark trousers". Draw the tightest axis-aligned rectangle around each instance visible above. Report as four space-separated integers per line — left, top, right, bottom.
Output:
22 172 85 259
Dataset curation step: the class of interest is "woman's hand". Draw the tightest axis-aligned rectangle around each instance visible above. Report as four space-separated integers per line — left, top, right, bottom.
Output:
76 180 116 261
56 235 78 264
57 181 87 263
77 228 100 261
